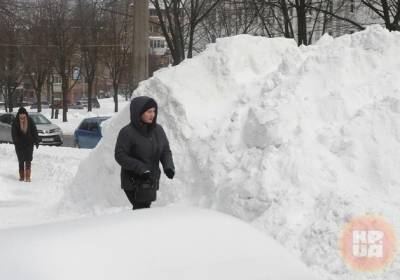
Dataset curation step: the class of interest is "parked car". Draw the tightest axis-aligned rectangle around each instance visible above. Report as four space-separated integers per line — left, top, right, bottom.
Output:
68 103 85 110
50 99 63 109
30 101 50 109
74 117 110 149
0 112 63 146
0 113 16 143
76 97 100 109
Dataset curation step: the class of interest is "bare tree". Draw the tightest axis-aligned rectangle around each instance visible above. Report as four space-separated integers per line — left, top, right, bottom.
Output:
78 0 103 112
0 1 24 112
304 1 365 32
361 0 400 31
251 0 364 45
184 0 224 58
150 0 223 64
198 0 262 47
44 0 80 122
102 0 131 112
23 0 52 113
151 0 186 65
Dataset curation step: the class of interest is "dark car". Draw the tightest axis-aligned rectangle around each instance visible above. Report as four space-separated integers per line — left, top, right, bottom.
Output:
76 97 100 109
0 112 63 146
68 103 85 110
30 101 50 109
74 117 110 149
50 99 63 109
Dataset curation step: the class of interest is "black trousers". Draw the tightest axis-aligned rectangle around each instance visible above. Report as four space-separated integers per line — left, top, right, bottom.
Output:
124 190 152 210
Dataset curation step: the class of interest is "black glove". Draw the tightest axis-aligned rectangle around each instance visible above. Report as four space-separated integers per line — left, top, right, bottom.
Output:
165 168 175 179
139 170 151 181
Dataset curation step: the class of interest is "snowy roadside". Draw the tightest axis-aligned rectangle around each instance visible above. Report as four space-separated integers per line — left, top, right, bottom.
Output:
0 144 90 229
0 97 131 135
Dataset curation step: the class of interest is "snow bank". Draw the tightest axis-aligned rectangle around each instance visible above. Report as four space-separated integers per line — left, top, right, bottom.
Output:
0 207 316 280
64 25 400 279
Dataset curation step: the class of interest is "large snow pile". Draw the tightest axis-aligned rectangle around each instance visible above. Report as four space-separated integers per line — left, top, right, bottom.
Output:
63 25 400 279
0 207 316 280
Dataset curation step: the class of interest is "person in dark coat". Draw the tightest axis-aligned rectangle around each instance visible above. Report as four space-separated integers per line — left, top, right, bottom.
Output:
11 107 39 182
115 96 175 210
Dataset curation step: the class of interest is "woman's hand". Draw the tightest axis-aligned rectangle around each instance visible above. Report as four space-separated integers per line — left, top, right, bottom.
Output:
139 170 151 181
165 168 174 179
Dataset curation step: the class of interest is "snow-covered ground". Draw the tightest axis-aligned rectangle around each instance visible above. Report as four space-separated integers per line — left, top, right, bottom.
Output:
0 144 90 229
1 25 400 280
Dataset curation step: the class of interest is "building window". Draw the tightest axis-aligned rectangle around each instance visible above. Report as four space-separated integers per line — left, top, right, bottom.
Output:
151 39 166 49
54 76 62 84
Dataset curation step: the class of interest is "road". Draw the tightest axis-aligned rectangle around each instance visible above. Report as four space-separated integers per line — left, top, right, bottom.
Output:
62 135 74 148
2 135 76 148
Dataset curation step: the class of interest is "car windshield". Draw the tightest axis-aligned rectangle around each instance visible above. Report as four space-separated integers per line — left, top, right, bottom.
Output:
98 117 110 124
31 114 51 125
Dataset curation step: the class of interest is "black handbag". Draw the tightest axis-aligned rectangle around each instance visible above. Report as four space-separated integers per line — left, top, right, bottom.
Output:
129 177 157 202
129 175 155 190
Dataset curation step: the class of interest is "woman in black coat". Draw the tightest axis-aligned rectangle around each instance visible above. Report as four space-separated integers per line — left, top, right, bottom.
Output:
115 96 175 210
11 107 39 182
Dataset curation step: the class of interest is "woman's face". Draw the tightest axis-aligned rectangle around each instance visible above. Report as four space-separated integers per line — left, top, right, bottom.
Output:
19 113 27 122
141 108 156 124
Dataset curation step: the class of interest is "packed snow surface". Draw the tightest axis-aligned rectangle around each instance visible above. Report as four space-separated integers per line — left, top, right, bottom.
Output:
64 25 400 279
0 144 90 228
0 207 317 280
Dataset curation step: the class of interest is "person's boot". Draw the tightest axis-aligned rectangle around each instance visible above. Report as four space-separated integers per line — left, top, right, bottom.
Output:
19 169 24 181
25 168 31 182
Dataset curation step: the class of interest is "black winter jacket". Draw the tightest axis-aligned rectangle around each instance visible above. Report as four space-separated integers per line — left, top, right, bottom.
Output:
11 113 39 162
114 96 175 201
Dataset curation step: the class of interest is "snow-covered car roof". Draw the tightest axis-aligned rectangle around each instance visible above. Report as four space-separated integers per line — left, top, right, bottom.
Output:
0 207 316 280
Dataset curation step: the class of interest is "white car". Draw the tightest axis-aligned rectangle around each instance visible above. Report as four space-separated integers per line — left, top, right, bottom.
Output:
0 112 63 146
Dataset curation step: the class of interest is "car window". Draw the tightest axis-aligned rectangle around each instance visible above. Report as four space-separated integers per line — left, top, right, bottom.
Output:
31 114 51 125
98 118 109 124
87 122 99 132
79 121 89 131
0 114 12 125
0 115 7 124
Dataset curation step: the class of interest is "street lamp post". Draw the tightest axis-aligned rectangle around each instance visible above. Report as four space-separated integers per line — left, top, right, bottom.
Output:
132 0 150 90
